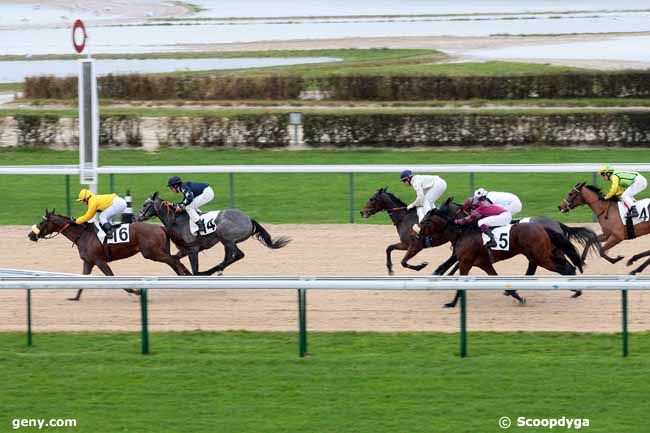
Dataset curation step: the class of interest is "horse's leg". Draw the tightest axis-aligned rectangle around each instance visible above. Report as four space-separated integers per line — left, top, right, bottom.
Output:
386 242 407 275
443 261 472 308
627 250 650 267
400 241 428 272
525 262 538 275
96 260 139 296
141 248 192 276
445 262 460 276
200 241 245 276
69 261 94 301
630 256 650 275
188 252 200 275
480 261 525 305
600 235 624 264
433 255 457 276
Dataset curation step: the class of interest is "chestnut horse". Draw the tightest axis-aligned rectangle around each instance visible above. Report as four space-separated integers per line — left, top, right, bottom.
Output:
28 209 191 300
424 198 587 308
559 182 650 264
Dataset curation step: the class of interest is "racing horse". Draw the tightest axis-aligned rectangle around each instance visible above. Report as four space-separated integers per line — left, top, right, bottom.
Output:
423 198 595 307
559 182 650 264
137 192 290 275
360 187 443 275
361 188 598 278
28 209 191 301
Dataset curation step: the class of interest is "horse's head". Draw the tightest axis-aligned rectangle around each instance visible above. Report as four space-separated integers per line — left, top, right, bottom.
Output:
360 187 405 218
559 182 588 213
136 191 176 223
28 209 74 242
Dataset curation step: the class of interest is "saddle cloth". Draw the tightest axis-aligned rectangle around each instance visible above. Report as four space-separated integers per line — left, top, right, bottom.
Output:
94 221 130 244
617 199 650 225
194 210 221 236
481 218 530 251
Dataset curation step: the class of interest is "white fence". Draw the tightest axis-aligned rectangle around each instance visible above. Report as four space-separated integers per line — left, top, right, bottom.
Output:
2 273 647 358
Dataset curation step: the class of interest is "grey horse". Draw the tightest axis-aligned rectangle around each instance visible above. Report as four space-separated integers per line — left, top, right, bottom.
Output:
137 192 290 275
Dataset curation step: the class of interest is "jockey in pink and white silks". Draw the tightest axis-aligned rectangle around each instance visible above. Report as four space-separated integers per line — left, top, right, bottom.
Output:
473 188 523 216
455 199 512 248
400 169 447 234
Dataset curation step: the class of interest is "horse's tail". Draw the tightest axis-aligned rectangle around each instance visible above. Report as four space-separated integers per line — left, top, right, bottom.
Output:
544 228 583 273
251 219 291 249
558 223 601 264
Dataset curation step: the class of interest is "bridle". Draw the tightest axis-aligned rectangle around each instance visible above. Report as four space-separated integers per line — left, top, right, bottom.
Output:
562 185 609 218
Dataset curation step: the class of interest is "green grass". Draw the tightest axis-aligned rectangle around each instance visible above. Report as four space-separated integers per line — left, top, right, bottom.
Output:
2 331 649 433
2 148 650 225
0 82 23 92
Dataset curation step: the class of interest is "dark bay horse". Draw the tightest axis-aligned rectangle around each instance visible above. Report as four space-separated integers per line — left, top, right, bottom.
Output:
559 182 649 264
424 198 590 307
360 187 448 275
28 209 191 301
137 192 290 275
361 188 598 278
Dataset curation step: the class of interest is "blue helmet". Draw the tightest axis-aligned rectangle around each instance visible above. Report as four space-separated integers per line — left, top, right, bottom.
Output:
400 169 413 181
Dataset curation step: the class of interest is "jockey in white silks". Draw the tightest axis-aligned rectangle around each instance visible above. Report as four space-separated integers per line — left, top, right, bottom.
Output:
473 188 523 216
400 169 447 234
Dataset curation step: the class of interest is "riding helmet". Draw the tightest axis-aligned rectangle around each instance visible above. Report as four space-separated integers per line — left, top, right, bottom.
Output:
77 188 93 202
167 176 182 187
399 169 413 181
599 164 614 175
473 188 489 200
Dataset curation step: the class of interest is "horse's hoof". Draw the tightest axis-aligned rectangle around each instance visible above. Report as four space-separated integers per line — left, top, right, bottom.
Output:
413 262 428 271
388 270 394 276
519 298 527 305
216 270 224 276
629 270 638 276
67 298 80 302
612 256 624 264
626 258 636 267
571 290 582 298
443 302 456 308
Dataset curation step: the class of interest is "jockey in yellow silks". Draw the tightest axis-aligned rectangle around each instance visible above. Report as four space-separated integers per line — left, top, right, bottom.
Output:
599 165 648 218
75 189 127 238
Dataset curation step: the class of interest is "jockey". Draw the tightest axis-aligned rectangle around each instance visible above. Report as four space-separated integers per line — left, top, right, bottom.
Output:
400 169 447 235
473 188 523 216
75 189 127 239
599 164 648 218
167 176 215 234
454 198 512 248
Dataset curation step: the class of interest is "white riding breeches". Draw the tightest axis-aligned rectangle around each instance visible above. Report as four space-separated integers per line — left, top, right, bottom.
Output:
98 197 127 224
416 178 447 222
495 198 522 216
186 186 215 223
478 212 512 229
621 175 647 208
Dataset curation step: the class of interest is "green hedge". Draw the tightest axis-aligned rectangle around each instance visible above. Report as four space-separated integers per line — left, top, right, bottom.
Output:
23 72 650 100
24 74 305 100
302 112 650 147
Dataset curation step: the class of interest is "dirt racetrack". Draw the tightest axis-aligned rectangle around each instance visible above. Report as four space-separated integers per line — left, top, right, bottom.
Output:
2 224 650 333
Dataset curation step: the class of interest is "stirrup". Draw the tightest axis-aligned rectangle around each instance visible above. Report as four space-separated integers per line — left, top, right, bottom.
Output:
628 206 639 218
195 220 206 233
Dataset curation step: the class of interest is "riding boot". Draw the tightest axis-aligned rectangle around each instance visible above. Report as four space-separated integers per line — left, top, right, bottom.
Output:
195 219 206 233
484 229 497 249
628 205 639 218
102 222 114 239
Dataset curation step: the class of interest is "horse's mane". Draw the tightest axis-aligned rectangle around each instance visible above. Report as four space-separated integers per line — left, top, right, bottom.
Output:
382 190 408 207
584 184 615 201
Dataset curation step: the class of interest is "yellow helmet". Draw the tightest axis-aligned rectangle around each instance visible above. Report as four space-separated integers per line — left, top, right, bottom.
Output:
599 164 614 175
77 188 93 202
